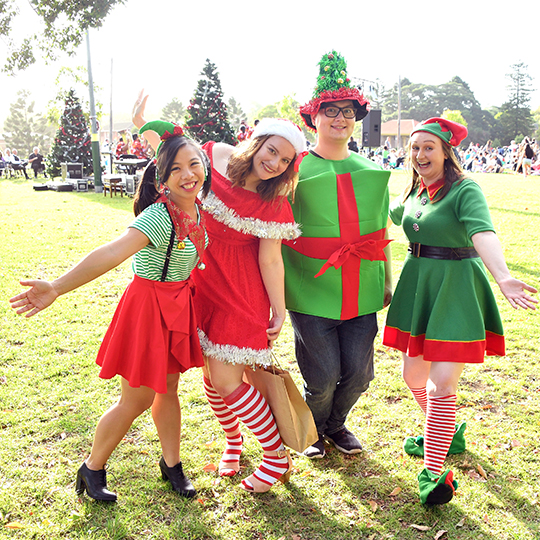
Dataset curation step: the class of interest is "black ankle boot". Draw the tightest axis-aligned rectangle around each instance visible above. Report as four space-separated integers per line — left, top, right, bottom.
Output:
75 462 117 502
159 457 196 498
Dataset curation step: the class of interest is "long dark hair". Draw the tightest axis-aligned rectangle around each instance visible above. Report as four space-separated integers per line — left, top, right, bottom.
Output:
402 138 465 203
133 136 211 216
226 135 297 202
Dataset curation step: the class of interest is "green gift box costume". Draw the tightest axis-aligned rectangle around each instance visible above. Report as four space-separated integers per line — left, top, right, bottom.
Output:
283 152 390 320
383 177 505 361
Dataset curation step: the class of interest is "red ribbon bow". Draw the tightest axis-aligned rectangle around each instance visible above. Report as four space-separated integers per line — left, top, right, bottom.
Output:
315 238 391 278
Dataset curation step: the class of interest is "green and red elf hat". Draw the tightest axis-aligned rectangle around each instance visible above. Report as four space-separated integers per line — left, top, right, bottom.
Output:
411 117 468 147
139 120 186 155
299 50 370 131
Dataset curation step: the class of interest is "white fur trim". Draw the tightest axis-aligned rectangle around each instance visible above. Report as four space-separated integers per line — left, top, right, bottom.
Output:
252 118 307 155
202 191 301 240
198 329 272 367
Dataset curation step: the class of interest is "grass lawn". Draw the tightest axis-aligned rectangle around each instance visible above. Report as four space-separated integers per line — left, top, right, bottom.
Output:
0 171 539 540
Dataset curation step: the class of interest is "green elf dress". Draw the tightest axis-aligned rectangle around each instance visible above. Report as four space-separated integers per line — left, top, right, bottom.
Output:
383 177 505 362
283 151 390 320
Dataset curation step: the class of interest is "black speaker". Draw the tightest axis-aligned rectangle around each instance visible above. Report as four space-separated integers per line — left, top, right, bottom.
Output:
362 109 381 148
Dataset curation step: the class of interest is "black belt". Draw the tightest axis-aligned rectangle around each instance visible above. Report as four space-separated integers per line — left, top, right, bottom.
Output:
408 243 479 260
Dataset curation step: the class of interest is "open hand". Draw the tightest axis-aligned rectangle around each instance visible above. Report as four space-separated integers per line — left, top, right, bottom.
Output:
9 280 59 318
498 277 538 310
132 89 149 129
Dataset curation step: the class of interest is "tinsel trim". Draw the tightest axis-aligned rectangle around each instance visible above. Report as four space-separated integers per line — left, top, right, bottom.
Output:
198 329 272 367
202 191 301 240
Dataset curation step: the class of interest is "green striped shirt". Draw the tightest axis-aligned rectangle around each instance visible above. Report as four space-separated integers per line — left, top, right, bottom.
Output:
129 203 204 282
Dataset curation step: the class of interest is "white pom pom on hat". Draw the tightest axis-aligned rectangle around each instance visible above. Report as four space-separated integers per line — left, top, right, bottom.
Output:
251 118 307 156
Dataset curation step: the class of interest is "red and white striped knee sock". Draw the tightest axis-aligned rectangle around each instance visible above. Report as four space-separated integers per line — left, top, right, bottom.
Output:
424 394 457 475
203 377 242 474
223 382 288 487
409 386 428 415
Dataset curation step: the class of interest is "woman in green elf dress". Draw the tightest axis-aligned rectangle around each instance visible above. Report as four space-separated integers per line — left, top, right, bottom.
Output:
383 117 537 505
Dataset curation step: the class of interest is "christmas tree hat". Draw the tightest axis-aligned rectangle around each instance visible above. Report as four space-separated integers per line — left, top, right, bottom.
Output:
299 50 370 131
139 120 186 155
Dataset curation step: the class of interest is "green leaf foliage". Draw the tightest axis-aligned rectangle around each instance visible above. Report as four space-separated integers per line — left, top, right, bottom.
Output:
3 90 55 157
2 0 126 73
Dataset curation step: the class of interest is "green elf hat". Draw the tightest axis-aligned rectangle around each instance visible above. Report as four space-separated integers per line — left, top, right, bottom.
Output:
411 117 468 147
139 120 186 155
299 50 370 131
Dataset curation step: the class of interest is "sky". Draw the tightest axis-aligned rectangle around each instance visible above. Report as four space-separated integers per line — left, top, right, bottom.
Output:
1 0 540 131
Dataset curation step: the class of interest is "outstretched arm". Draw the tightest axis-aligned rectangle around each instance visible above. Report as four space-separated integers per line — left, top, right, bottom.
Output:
259 238 286 346
132 89 160 150
10 228 149 317
472 231 537 310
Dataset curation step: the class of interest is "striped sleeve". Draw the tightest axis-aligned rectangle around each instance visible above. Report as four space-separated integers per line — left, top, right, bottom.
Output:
129 203 171 248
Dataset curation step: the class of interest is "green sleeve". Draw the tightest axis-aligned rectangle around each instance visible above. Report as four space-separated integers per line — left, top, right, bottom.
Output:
455 180 496 238
389 195 404 226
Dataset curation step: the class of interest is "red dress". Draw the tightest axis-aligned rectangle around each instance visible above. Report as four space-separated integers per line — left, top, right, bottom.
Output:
193 141 301 367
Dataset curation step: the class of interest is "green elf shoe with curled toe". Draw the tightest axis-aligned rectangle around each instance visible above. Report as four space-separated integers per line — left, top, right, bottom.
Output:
404 422 467 457
418 468 458 505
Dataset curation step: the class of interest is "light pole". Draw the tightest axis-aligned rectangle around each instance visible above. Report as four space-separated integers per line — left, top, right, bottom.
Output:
86 28 102 192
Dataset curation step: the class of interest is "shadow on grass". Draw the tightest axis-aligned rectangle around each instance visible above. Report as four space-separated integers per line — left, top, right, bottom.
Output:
491 206 540 219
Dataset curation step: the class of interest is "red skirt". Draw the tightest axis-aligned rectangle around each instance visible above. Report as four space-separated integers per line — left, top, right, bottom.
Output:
96 275 204 394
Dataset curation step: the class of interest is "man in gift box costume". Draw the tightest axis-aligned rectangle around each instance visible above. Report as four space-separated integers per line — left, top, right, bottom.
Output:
283 51 392 458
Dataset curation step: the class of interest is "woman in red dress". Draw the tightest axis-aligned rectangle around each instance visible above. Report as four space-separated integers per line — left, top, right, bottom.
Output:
133 93 306 492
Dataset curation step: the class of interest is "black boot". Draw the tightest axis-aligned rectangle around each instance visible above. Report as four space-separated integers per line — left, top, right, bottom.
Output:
159 457 196 498
75 462 117 502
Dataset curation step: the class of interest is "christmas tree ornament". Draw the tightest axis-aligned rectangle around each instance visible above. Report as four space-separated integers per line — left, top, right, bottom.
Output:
299 50 370 131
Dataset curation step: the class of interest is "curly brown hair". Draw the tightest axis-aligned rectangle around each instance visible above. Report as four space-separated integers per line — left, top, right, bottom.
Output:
403 137 465 203
226 135 297 202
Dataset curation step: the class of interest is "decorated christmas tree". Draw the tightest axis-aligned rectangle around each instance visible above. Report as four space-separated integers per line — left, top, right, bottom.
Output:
47 89 93 178
185 59 236 145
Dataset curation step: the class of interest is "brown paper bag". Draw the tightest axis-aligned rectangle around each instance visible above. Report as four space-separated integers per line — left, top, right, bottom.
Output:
243 364 318 453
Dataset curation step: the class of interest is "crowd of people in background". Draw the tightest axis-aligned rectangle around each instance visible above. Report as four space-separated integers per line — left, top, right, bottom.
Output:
344 135 539 177
1 129 538 181
0 147 47 179
235 119 260 144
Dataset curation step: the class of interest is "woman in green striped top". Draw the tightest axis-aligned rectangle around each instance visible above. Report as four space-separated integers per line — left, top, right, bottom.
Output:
10 124 211 502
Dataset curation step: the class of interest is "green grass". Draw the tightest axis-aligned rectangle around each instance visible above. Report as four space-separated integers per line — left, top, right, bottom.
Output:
1 172 539 540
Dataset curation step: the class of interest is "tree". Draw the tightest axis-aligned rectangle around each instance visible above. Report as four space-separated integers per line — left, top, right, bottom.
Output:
185 59 235 145
46 66 103 126
3 90 55 157
2 0 126 73
254 95 315 143
227 97 247 131
492 63 534 145
381 76 494 144
161 98 186 125
441 110 467 127
47 89 92 177
532 106 540 141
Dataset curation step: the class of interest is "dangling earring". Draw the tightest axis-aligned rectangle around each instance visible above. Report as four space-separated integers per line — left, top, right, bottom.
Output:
163 184 170 197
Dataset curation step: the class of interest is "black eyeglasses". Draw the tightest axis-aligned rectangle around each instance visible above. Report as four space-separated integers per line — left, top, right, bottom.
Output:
322 105 358 119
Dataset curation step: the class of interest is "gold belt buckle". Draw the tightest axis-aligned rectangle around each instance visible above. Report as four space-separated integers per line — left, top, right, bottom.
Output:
412 243 421 257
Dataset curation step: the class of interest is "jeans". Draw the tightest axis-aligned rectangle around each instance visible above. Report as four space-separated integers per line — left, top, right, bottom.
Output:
289 310 377 436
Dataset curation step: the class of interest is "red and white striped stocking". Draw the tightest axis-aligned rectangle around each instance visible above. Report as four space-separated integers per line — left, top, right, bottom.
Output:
409 386 428 415
223 382 289 488
424 394 457 475
203 376 242 476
